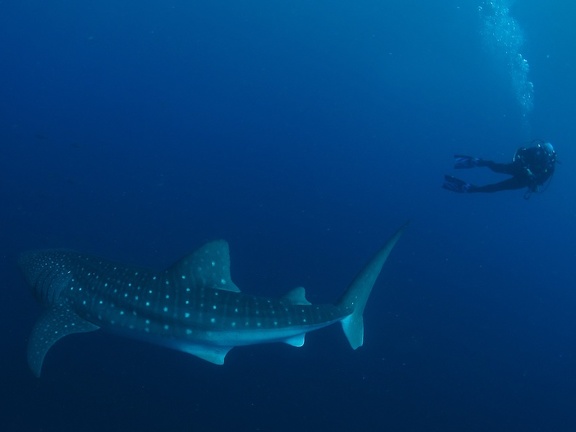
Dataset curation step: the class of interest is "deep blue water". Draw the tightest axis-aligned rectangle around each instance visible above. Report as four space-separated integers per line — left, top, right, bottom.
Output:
1 1 576 431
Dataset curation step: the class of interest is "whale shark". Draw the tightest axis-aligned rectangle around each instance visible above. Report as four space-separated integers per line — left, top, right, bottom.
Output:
19 225 405 377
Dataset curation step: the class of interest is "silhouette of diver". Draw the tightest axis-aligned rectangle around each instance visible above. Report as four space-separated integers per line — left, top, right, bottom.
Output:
443 140 557 198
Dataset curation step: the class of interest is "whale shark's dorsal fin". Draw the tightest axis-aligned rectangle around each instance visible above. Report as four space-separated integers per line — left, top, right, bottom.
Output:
168 240 240 293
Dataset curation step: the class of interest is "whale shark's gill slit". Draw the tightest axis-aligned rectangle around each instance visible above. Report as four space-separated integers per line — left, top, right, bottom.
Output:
33 265 70 305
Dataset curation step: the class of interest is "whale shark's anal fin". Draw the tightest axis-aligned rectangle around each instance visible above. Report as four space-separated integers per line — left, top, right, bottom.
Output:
178 343 232 365
28 303 99 377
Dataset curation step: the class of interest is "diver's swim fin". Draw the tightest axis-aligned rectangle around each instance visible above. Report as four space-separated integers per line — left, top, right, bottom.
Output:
442 175 473 193
454 155 482 169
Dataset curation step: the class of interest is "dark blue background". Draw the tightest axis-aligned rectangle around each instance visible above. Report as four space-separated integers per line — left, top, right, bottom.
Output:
1 1 575 431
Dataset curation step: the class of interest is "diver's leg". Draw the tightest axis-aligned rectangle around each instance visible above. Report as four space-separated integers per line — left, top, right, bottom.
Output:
453 156 515 172
482 161 517 175
468 176 526 193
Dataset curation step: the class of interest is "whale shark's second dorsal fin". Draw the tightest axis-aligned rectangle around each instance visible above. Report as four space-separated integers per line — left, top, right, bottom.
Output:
282 287 311 305
168 240 240 293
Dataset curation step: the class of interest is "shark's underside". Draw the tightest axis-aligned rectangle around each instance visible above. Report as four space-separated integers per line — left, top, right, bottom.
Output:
19 225 406 377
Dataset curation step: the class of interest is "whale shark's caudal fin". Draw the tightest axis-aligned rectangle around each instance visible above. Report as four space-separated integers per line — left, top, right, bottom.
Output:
338 223 407 349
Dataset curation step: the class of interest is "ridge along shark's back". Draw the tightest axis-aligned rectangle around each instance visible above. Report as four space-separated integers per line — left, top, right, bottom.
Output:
19 224 406 377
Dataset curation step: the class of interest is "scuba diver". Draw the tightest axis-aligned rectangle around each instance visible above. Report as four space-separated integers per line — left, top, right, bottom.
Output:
443 140 557 198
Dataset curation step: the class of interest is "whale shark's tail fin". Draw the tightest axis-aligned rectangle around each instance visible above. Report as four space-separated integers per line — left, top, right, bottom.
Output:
337 223 407 349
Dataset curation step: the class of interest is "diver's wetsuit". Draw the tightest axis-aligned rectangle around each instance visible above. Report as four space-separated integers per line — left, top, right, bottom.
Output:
443 143 556 195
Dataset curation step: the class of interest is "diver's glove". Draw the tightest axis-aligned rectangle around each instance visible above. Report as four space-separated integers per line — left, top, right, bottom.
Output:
454 155 482 169
442 175 473 193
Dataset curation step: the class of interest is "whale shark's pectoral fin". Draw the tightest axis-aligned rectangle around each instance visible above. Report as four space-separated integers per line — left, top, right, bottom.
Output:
28 303 99 377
